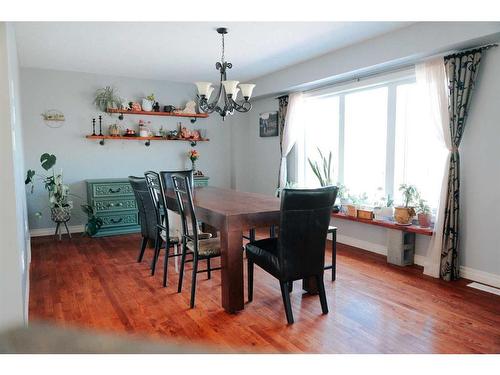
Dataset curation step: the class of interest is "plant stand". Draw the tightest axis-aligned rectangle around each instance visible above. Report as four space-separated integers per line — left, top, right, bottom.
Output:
387 229 415 266
51 207 72 241
54 220 71 241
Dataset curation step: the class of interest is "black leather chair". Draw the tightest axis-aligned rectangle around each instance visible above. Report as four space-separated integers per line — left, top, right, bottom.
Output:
172 174 221 308
246 186 338 324
144 171 181 287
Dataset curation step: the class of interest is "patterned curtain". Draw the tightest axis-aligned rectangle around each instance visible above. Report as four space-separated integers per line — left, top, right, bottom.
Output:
276 95 289 193
440 50 482 280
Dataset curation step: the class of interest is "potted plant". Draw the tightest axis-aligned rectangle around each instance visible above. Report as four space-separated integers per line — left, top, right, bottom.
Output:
142 93 155 112
308 147 334 187
373 191 394 221
394 184 419 225
93 86 122 113
188 149 200 174
26 153 102 236
416 198 432 228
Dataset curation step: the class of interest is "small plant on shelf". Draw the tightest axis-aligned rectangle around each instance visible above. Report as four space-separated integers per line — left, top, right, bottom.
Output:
394 184 419 225
416 198 432 228
93 86 122 113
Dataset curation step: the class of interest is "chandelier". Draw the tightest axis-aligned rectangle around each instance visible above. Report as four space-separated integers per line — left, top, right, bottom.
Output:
194 27 256 120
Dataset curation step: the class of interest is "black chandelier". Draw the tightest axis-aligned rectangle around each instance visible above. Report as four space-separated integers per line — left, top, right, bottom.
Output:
195 27 255 120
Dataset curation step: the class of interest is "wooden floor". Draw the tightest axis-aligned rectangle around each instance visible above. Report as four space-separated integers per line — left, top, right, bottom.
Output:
29 231 500 353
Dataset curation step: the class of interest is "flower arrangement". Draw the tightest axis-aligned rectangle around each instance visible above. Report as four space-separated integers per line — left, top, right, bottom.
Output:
188 149 199 173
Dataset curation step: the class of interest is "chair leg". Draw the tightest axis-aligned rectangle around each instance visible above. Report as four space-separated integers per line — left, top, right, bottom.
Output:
190 254 199 308
316 274 329 314
332 230 337 281
163 240 170 287
247 260 254 302
177 241 187 293
279 281 294 324
174 243 179 273
151 236 162 276
137 237 147 263
249 228 256 242
207 257 211 280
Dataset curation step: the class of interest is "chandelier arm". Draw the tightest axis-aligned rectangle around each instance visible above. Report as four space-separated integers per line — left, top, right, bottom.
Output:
231 98 252 112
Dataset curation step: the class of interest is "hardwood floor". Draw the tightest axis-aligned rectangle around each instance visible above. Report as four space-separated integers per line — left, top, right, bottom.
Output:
29 231 500 353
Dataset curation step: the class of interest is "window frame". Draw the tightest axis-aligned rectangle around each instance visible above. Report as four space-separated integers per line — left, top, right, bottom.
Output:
297 68 417 202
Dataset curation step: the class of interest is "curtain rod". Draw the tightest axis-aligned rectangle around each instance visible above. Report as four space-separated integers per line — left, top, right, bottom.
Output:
275 42 499 99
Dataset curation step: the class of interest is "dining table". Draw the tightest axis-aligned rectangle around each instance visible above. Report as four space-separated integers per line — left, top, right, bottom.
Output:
165 186 281 313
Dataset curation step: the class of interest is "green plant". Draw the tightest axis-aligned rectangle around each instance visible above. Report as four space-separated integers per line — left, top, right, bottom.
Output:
81 204 103 236
417 198 431 215
93 86 122 112
399 184 420 207
308 148 334 186
348 192 369 206
25 153 72 210
145 93 156 102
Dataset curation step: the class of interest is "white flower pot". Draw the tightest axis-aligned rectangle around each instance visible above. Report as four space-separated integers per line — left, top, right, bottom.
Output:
141 99 153 112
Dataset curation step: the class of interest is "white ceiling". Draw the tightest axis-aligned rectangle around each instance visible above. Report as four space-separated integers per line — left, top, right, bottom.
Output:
15 22 412 83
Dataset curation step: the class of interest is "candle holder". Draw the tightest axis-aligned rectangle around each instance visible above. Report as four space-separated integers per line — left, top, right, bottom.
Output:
92 118 96 136
98 115 103 136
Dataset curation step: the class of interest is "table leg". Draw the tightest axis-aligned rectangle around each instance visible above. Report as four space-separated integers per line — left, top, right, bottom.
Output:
302 276 319 294
220 228 244 313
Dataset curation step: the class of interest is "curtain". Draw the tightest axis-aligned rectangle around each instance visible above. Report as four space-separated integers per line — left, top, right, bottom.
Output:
416 58 451 278
277 92 304 193
440 50 482 280
276 95 289 193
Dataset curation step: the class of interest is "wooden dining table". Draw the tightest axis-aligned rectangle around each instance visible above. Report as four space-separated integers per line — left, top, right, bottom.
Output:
165 186 281 313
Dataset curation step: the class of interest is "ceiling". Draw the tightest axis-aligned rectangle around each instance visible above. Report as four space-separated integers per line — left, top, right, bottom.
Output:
15 22 412 83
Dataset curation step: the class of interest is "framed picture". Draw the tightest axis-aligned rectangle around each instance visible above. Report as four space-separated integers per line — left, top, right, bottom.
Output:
259 111 279 137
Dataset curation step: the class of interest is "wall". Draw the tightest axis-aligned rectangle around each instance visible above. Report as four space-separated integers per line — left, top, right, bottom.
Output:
20 68 231 231
0 22 29 330
231 23 500 286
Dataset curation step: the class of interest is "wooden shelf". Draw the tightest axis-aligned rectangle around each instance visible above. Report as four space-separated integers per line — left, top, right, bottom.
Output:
106 108 208 118
86 135 209 143
331 212 433 236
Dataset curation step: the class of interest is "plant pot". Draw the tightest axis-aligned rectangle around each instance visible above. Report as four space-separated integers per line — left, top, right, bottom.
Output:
344 204 357 218
51 207 71 223
141 99 153 112
394 206 416 225
374 206 394 221
418 213 432 228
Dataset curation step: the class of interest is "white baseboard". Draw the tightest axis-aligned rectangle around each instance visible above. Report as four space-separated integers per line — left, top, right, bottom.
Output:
330 233 499 287
460 266 500 289
30 224 85 237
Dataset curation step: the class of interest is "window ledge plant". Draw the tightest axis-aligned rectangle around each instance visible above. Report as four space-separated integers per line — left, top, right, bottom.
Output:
394 184 419 225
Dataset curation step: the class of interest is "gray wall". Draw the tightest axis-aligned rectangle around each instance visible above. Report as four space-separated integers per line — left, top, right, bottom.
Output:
231 25 500 282
21 68 231 230
0 22 29 330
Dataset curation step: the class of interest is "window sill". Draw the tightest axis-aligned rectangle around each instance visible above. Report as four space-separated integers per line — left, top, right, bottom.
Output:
331 212 433 236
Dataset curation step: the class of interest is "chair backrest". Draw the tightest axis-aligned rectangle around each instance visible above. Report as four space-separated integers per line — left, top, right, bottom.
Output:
144 171 170 239
128 176 157 239
171 174 199 246
278 186 338 281
160 170 194 212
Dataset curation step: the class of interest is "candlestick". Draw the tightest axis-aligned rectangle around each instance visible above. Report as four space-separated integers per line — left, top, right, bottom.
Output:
98 115 103 136
92 118 96 136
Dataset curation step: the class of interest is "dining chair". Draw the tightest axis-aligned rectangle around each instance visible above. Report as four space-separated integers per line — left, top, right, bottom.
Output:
172 174 222 308
128 176 157 263
144 171 181 287
245 186 338 324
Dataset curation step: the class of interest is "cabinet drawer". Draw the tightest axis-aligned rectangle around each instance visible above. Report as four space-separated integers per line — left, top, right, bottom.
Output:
93 197 137 213
91 182 134 198
98 212 139 228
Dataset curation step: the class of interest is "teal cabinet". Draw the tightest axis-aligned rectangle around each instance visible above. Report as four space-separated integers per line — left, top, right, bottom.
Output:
194 176 209 187
86 178 141 237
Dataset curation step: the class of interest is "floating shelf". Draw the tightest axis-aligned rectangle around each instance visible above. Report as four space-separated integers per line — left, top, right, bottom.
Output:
106 108 208 119
85 135 209 147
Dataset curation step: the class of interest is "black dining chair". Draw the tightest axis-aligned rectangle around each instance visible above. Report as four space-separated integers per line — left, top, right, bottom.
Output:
245 186 338 324
128 176 157 264
144 171 181 287
172 174 222 308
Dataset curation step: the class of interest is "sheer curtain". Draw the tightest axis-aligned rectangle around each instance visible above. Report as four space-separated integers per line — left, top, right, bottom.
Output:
278 92 304 192
415 58 450 278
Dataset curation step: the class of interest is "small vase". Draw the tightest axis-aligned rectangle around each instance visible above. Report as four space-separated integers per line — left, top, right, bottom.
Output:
191 160 197 173
142 99 153 112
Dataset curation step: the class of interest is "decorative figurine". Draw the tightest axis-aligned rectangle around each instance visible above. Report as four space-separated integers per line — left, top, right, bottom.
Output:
180 127 192 139
153 101 160 112
163 105 176 113
176 100 197 114
131 102 142 112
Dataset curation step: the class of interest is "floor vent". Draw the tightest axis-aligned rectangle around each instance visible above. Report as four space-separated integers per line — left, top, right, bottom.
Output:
467 282 500 296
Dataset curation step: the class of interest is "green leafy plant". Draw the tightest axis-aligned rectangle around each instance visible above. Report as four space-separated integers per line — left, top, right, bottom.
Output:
308 148 334 186
81 204 103 236
145 93 156 102
348 192 369 206
417 198 431 215
399 184 420 207
93 86 122 112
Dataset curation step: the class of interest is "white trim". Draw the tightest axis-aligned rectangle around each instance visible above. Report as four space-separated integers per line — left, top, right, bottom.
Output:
467 282 500 296
30 224 85 237
460 266 500 289
328 234 499 287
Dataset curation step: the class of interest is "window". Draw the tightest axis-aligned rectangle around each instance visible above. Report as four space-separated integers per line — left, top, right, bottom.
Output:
299 69 446 209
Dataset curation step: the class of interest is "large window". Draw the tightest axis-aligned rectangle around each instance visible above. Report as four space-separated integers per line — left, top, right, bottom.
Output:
300 69 446 209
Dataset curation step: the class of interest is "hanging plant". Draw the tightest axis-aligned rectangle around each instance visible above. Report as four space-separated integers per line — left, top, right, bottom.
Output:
93 86 122 113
